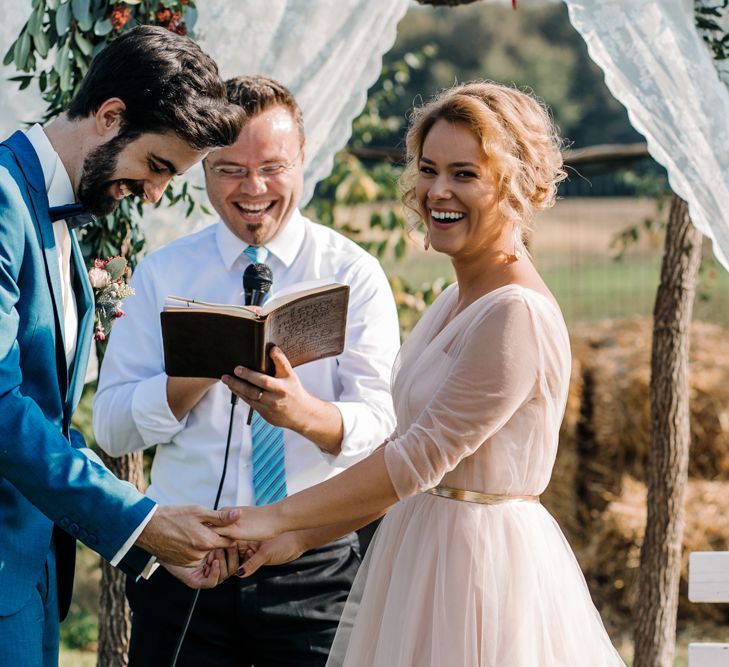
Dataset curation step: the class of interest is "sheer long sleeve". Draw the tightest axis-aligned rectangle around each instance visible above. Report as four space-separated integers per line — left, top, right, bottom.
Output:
384 293 542 499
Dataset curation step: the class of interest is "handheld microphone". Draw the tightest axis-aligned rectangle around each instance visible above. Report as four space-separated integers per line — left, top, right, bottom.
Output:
242 262 273 425
243 262 273 306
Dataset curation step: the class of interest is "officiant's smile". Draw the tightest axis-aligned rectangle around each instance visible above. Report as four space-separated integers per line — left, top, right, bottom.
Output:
205 104 305 247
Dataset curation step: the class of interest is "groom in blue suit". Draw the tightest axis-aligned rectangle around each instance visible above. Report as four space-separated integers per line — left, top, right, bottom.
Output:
0 26 246 666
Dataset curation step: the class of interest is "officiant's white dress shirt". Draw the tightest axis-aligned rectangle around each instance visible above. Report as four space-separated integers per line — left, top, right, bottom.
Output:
93 211 399 507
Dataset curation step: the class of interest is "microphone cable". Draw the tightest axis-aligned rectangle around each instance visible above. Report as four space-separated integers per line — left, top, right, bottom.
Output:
170 260 271 666
169 391 239 667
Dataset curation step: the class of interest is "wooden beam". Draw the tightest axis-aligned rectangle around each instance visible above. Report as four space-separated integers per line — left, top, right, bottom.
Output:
347 142 650 170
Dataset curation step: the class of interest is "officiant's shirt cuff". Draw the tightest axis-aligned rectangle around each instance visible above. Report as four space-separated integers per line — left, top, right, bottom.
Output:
131 372 189 447
324 401 391 467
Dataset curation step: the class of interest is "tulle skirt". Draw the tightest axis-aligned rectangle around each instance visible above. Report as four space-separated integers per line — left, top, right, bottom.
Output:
327 492 625 667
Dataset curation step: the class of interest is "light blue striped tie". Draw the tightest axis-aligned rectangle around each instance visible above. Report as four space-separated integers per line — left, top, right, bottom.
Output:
243 245 287 506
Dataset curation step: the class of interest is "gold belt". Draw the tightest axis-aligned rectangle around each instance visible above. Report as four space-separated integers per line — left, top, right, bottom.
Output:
425 485 540 505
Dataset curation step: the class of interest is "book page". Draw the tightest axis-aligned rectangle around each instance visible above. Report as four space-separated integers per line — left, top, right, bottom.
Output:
164 295 259 319
265 287 348 368
261 279 341 315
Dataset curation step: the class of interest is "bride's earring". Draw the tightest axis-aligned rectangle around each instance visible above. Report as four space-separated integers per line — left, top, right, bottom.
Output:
423 231 430 252
512 228 522 261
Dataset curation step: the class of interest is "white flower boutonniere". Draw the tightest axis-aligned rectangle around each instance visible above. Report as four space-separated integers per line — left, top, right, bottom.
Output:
88 256 135 341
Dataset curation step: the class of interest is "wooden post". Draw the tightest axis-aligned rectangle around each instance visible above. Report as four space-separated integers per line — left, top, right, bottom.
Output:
633 195 702 667
96 449 145 667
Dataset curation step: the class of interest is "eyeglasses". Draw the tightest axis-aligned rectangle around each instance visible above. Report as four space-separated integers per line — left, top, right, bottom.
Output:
207 149 302 181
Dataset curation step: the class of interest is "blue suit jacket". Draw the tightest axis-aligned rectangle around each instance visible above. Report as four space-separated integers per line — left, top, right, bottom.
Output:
0 131 155 620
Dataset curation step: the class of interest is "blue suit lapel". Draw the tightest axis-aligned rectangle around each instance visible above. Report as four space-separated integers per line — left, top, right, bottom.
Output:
2 132 69 403
67 230 93 415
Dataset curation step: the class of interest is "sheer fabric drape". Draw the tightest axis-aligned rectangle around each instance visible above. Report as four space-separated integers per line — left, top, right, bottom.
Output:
564 0 729 270
0 0 409 249
3 1 727 262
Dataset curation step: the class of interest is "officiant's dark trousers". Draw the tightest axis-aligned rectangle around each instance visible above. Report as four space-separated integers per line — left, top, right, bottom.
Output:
125 533 361 667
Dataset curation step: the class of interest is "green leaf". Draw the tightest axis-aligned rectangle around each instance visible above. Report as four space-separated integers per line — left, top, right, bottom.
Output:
93 17 112 36
184 6 198 31
394 235 406 260
55 2 72 36
74 47 88 72
105 257 127 281
34 30 50 58
14 32 32 70
77 11 94 32
71 0 90 23
59 60 73 92
39 70 47 91
74 30 93 56
8 74 32 88
27 5 45 37
54 39 69 73
3 41 17 67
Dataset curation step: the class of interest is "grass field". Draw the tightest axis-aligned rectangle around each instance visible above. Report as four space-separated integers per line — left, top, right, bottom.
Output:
382 196 729 328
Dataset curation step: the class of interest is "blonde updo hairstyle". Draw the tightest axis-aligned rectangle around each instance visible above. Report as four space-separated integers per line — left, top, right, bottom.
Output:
401 81 567 247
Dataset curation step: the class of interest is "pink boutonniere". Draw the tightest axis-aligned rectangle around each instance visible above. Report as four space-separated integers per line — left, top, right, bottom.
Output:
88 256 135 341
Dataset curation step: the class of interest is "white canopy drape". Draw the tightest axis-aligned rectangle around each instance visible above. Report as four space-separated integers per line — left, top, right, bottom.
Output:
2 1 728 262
0 0 409 248
564 0 729 270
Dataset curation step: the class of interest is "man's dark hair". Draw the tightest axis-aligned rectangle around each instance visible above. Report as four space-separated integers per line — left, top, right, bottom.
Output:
67 25 244 151
225 75 305 145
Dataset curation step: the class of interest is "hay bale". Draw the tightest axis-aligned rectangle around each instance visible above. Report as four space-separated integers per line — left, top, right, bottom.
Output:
543 352 582 543
584 318 652 510
575 475 729 635
568 317 729 516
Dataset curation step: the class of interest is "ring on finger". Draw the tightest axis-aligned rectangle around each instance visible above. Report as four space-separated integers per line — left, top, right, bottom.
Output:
256 389 264 401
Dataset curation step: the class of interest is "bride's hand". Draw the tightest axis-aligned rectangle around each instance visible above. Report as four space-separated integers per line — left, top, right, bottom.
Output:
213 505 281 542
163 544 240 589
236 532 307 577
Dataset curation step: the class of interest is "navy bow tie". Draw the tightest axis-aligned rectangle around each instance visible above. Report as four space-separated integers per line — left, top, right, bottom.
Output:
48 203 97 230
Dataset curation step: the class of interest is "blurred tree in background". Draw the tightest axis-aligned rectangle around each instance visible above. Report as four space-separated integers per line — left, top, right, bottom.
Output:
376 1 641 149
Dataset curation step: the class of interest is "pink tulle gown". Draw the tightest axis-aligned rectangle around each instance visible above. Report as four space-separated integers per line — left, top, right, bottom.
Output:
327 284 625 667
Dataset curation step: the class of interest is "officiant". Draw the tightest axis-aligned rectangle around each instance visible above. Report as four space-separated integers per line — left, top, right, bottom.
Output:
94 75 400 666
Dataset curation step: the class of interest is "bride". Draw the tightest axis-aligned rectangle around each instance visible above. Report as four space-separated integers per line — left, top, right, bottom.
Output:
219 81 626 666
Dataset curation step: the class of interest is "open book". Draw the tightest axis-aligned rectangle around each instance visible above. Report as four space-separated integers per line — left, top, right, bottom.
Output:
161 280 350 378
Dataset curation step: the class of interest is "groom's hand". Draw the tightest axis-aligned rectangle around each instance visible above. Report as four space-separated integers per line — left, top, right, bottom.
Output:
135 505 240 567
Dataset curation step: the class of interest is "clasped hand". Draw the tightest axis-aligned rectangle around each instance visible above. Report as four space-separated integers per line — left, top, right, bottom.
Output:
160 505 299 589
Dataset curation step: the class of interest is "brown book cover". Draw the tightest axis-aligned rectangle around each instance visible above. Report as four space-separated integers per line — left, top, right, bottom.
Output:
161 282 350 378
